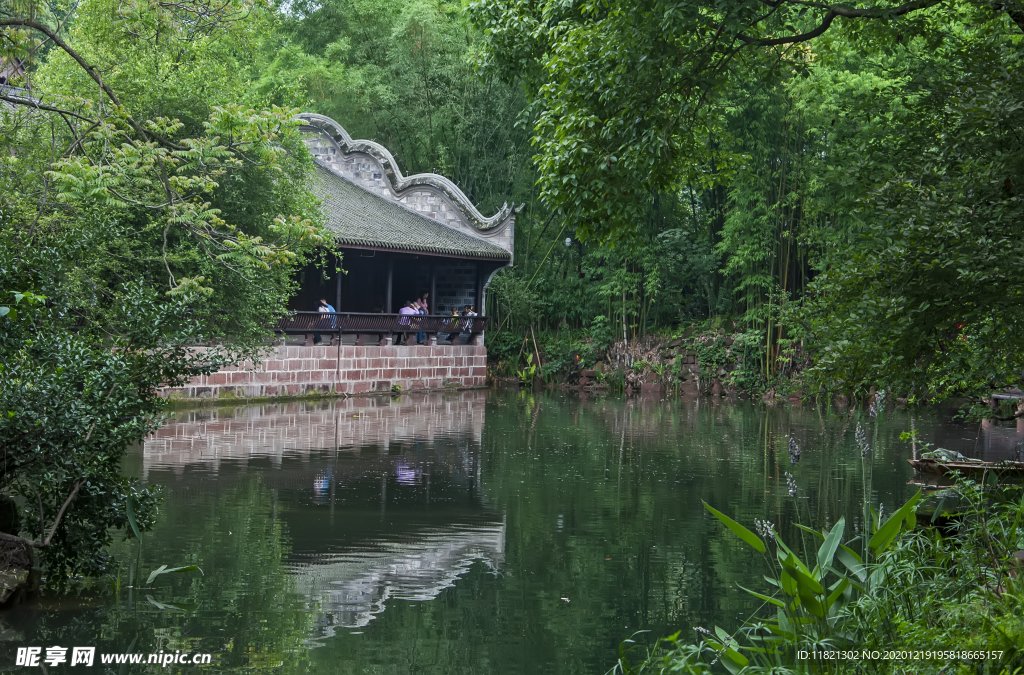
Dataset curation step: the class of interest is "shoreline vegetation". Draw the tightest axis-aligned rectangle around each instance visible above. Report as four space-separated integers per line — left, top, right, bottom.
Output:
487 324 1020 418
609 477 1024 675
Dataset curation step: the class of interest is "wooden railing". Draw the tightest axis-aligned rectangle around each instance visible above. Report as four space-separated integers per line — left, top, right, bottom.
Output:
273 312 489 346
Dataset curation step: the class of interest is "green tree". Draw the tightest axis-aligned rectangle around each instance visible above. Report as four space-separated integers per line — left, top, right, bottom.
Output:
0 0 323 580
261 0 534 215
471 0 1024 397
795 9 1024 398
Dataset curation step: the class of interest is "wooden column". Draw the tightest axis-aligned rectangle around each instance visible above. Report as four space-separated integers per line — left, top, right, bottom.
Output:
385 257 394 313
334 252 342 311
429 261 436 314
473 262 482 313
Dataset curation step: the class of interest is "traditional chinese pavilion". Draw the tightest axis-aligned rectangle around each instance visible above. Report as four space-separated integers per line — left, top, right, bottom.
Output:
291 113 515 317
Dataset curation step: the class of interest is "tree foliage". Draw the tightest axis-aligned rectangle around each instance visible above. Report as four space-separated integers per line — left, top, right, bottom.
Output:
0 0 323 580
470 0 1024 398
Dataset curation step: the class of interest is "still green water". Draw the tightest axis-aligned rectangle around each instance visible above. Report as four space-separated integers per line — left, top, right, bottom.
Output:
2 390 1007 673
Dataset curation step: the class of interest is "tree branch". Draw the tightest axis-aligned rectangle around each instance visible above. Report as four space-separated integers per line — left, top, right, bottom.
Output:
735 0 944 46
0 18 124 108
0 92 96 124
0 531 43 549
0 480 87 549
0 18 186 150
43 479 85 546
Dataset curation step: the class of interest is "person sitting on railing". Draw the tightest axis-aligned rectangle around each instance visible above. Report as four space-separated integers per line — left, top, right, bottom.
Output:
463 305 476 335
397 300 417 345
313 298 336 345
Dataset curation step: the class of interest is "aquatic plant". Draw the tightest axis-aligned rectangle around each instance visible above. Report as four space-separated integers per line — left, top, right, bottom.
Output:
869 389 887 418
855 423 872 457
611 476 1024 674
611 491 923 673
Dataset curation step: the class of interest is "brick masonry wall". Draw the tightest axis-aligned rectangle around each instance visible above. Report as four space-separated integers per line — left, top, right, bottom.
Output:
435 262 477 314
160 344 488 400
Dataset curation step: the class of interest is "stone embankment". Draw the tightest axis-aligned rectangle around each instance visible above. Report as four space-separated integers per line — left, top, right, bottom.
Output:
160 344 487 401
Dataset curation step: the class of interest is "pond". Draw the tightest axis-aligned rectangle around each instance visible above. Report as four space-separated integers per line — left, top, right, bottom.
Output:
2 390 1016 673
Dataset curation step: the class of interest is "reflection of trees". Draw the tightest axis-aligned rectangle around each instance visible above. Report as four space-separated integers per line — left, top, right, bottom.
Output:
96 477 313 673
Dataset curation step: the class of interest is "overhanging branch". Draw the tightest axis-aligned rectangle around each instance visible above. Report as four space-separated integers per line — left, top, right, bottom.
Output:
736 0 944 46
0 92 96 124
0 17 186 150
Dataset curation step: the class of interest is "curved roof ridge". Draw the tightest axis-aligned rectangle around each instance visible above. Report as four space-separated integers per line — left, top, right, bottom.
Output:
312 164 511 260
298 113 519 232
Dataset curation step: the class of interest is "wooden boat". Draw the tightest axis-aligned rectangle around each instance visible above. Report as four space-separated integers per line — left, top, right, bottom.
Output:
908 457 1024 477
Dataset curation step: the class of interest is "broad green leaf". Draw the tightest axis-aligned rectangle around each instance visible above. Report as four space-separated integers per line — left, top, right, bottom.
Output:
795 523 825 540
776 607 792 634
825 578 850 614
780 569 797 596
782 553 821 593
869 490 922 553
739 585 785 608
817 517 845 572
720 647 749 671
126 496 142 542
793 566 825 596
798 589 825 618
145 595 198 611
703 502 765 553
146 564 204 585
931 496 947 524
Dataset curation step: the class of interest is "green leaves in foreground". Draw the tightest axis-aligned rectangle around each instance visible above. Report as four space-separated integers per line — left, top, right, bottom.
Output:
699 490 922 667
869 490 922 554
702 502 765 553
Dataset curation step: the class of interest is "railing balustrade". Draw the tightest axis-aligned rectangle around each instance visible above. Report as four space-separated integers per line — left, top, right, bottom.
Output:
273 312 489 346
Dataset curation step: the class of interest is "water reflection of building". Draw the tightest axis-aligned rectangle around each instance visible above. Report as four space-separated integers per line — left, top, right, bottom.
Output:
290 522 504 637
141 390 503 638
142 391 485 478
979 418 1024 461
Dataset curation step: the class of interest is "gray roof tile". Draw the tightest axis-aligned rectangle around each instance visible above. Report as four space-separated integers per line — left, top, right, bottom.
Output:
312 164 511 260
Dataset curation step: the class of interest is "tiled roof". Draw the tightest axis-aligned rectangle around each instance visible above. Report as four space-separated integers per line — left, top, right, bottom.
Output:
312 164 511 260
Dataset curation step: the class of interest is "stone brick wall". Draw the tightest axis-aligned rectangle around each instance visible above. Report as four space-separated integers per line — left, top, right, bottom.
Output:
160 344 487 400
435 262 477 314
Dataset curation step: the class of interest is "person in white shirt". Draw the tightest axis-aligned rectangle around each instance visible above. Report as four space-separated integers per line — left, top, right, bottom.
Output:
397 300 417 344
314 298 336 345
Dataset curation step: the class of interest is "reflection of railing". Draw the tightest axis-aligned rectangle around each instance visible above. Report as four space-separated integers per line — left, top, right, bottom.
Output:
274 312 489 346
